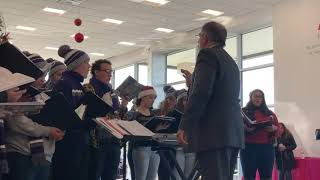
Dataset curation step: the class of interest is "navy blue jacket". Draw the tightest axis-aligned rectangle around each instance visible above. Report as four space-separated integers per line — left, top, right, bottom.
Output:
52 71 94 163
89 76 119 109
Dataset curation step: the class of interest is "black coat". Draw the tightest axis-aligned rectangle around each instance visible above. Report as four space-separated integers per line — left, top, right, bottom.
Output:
179 47 244 152
275 133 297 170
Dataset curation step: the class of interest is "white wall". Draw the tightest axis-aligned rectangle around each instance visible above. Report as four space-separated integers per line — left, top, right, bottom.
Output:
273 0 320 157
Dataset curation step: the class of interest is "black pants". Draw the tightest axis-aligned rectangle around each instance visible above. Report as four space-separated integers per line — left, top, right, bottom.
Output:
51 133 90 180
158 150 176 180
197 148 239 180
3 152 32 180
127 143 135 180
88 143 121 180
278 169 292 180
240 144 275 179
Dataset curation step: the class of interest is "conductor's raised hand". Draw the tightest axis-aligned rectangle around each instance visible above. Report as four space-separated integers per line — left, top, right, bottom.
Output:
181 69 192 88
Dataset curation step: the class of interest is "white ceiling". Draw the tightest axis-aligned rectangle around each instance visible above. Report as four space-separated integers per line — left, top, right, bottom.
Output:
0 0 282 63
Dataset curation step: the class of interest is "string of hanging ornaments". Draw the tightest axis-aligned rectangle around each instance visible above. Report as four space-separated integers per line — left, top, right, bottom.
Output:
56 0 87 43
74 18 84 43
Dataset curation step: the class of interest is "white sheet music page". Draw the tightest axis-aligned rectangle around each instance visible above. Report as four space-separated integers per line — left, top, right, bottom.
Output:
0 67 35 92
94 118 124 139
117 120 155 137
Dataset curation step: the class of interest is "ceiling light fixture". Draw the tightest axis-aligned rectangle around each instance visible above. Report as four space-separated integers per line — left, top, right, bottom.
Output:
43 7 66 15
16 26 36 31
145 0 169 5
70 34 89 39
44 47 59 50
202 9 224 16
118 42 135 46
90 53 105 57
102 18 124 25
155 27 174 33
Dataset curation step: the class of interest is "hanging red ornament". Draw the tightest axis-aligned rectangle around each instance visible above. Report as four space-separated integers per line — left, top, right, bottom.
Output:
74 18 82 26
74 32 84 43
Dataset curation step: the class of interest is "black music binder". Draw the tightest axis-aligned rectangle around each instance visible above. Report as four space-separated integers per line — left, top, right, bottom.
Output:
29 92 82 130
241 109 273 128
82 91 114 118
0 42 43 79
145 116 175 131
115 76 144 101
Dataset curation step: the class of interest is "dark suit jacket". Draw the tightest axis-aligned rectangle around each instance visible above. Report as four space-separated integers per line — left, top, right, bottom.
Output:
180 47 244 152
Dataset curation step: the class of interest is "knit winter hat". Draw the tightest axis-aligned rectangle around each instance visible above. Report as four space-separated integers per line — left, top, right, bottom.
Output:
23 51 51 74
176 89 188 102
163 85 176 98
58 45 90 71
47 59 66 77
138 86 157 99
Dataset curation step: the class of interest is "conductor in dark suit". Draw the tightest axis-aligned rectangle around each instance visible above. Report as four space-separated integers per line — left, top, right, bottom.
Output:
177 21 244 180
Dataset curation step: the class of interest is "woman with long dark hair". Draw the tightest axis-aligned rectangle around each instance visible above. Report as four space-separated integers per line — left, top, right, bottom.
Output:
275 123 297 180
240 89 280 180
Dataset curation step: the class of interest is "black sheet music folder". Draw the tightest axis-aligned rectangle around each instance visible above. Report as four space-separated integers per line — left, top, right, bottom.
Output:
82 91 114 118
29 92 82 130
0 42 43 79
145 116 175 131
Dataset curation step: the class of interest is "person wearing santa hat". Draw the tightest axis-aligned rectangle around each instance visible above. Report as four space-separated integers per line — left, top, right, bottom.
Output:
51 45 95 180
126 86 168 180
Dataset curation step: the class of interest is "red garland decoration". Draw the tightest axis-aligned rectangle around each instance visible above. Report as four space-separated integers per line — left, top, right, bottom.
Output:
74 18 82 26
74 32 84 43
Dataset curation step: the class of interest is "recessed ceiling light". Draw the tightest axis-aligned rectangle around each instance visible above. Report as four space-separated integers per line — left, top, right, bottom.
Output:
128 0 144 2
102 18 124 25
194 17 209 21
145 0 169 5
16 26 36 31
202 9 224 16
90 53 105 57
70 34 89 39
155 28 174 33
44 47 59 50
118 42 135 46
43 7 66 15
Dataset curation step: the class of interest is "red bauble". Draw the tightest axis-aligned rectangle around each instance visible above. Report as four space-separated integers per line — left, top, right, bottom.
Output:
74 32 84 43
74 18 82 26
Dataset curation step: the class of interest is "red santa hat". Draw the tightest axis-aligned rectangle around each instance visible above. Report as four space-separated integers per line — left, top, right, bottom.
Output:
138 86 157 99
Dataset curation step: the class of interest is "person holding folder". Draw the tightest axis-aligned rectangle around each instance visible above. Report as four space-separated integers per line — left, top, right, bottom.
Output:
4 53 64 180
86 59 128 180
52 45 94 180
0 68 26 180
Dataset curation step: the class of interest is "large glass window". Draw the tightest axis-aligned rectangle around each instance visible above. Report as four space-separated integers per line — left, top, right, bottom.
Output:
171 83 187 90
225 37 237 60
242 66 274 106
241 27 274 108
243 54 273 69
242 27 273 57
114 65 135 88
114 65 135 109
166 67 185 84
166 48 196 84
138 64 148 85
